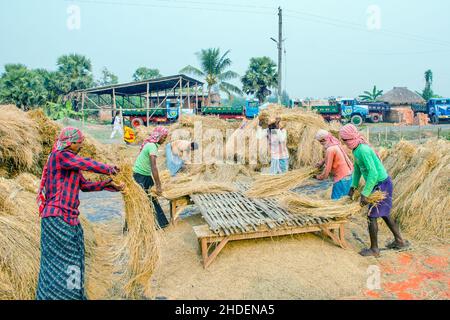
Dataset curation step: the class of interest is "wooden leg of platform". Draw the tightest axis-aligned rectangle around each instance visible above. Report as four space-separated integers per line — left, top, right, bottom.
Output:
320 226 344 248
203 237 230 269
338 224 349 249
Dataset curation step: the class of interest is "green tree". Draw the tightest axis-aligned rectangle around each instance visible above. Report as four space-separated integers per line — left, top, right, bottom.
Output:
419 69 434 101
180 48 242 101
44 99 81 122
359 85 384 102
98 67 118 86
132 67 162 81
0 64 48 110
241 57 278 103
34 68 66 102
56 53 94 93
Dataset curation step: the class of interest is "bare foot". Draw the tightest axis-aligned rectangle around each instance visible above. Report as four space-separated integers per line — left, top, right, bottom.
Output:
359 248 380 257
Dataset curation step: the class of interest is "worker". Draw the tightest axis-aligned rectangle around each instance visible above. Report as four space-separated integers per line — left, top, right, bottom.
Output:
36 127 124 300
110 111 123 139
339 124 408 257
314 129 353 200
257 117 289 174
166 140 199 176
132 126 170 229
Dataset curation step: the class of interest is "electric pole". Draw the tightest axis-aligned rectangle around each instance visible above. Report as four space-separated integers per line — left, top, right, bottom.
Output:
277 6 282 104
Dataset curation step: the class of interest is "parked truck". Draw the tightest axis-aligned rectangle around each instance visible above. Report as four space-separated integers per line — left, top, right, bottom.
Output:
201 99 260 119
412 98 450 124
122 99 180 128
308 99 390 126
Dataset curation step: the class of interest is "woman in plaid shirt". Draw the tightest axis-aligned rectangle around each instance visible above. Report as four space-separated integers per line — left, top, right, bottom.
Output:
36 127 124 300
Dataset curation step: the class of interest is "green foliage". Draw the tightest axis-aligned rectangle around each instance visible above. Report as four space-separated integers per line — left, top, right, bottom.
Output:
359 85 383 102
132 67 162 81
180 48 242 100
241 57 278 103
0 64 48 109
44 99 81 121
56 53 94 94
98 67 118 86
416 69 435 101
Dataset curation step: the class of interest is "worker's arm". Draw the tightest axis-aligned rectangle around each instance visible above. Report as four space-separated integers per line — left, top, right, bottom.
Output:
58 151 115 175
317 148 335 180
150 155 162 194
79 174 123 192
360 149 379 197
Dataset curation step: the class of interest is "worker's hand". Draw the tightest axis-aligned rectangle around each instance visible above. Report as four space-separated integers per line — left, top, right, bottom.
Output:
155 185 163 195
360 194 370 207
110 165 120 175
107 181 125 192
348 187 356 199
315 161 324 168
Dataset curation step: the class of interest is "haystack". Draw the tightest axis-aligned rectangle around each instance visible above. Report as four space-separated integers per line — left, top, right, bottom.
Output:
384 139 450 241
0 105 43 176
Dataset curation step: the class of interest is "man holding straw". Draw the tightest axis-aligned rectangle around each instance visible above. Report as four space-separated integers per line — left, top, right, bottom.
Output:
257 117 289 174
36 127 124 300
339 124 408 257
132 126 170 228
314 129 353 200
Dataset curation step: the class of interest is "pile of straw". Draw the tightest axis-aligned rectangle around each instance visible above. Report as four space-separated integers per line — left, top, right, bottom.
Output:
112 162 160 298
384 139 450 241
245 167 318 198
0 105 43 176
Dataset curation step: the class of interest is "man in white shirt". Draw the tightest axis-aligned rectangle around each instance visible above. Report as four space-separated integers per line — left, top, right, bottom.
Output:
110 111 123 139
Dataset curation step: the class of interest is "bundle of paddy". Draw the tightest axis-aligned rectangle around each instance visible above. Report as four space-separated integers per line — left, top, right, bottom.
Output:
279 190 386 220
0 105 43 176
14 173 40 194
161 180 237 200
245 167 318 198
0 177 118 300
27 108 61 168
384 139 450 242
112 162 160 298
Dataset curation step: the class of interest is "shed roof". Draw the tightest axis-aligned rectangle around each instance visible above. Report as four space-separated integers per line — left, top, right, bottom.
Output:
379 87 425 105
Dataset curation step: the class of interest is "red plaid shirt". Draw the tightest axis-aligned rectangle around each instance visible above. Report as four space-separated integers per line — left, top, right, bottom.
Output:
40 150 116 225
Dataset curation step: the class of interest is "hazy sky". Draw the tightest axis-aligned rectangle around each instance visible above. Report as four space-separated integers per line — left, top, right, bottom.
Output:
1 0 450 99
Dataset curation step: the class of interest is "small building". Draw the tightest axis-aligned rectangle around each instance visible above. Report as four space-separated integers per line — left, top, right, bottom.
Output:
379 87 426 124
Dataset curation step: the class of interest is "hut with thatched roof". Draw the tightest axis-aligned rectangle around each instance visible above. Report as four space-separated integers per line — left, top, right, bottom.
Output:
379 87 425 107
379 87 426 124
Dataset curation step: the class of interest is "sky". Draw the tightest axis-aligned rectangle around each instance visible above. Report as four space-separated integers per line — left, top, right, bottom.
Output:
1 0 450 99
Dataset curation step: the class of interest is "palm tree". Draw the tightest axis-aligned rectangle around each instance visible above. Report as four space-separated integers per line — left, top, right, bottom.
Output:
56 53 94 93
180 48 242 103
359 85 383 102
416 69 434 101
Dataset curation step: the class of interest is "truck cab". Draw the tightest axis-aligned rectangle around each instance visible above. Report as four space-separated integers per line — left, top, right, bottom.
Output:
428 98 450 124
337 99 370 126
244 99 260 118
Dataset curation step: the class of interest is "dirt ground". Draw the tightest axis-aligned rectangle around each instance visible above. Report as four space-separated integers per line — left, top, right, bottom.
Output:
80 192 449 300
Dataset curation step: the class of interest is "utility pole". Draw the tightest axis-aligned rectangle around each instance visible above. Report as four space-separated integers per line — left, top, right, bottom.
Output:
271 7 283 104
277 6 282 104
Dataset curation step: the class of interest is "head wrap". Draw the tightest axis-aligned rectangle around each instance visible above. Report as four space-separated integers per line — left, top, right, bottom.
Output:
140 126 169 152
37 127 85 212
316 129 354 171
339 124 380 158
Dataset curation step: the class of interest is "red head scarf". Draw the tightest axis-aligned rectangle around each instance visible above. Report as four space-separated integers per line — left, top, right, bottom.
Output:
140 126 169 152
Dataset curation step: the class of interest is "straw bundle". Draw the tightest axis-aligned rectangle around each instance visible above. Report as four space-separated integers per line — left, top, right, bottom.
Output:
112 162 160 298
245 167 318 198
279 190 386 219
0 105 43 175
14 173 40 194
162 181 236 200
385 139 450 241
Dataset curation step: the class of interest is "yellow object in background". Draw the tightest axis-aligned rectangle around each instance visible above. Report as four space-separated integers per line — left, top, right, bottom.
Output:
123 126 136 144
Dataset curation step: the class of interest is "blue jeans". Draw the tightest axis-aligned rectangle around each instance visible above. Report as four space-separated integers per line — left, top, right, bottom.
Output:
270 158 289 174
331 176 352 200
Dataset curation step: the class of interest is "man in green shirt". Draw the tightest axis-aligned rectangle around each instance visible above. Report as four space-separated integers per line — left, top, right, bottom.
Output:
340 124 408 257
132 126 169 229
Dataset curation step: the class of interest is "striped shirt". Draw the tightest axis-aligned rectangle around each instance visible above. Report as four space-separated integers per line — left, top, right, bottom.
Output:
40 150 116 225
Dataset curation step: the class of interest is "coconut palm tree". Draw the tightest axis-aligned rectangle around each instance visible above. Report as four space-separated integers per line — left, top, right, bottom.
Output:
56 53 94 93
359 85 384 102
180 48 242 103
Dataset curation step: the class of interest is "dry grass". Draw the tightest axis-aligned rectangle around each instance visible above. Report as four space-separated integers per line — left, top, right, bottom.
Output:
162 181 236 200
245 167 318 198
384 139 450 242
112 161 160 298
0 105 43 175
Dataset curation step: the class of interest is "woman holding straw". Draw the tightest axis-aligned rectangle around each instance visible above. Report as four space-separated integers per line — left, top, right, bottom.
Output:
132 126 170 228
36 127 124 300
314 129 353 200
339 124 408 257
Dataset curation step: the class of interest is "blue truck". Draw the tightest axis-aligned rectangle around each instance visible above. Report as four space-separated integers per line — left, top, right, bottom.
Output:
412 98 450 124
310 99 391 126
